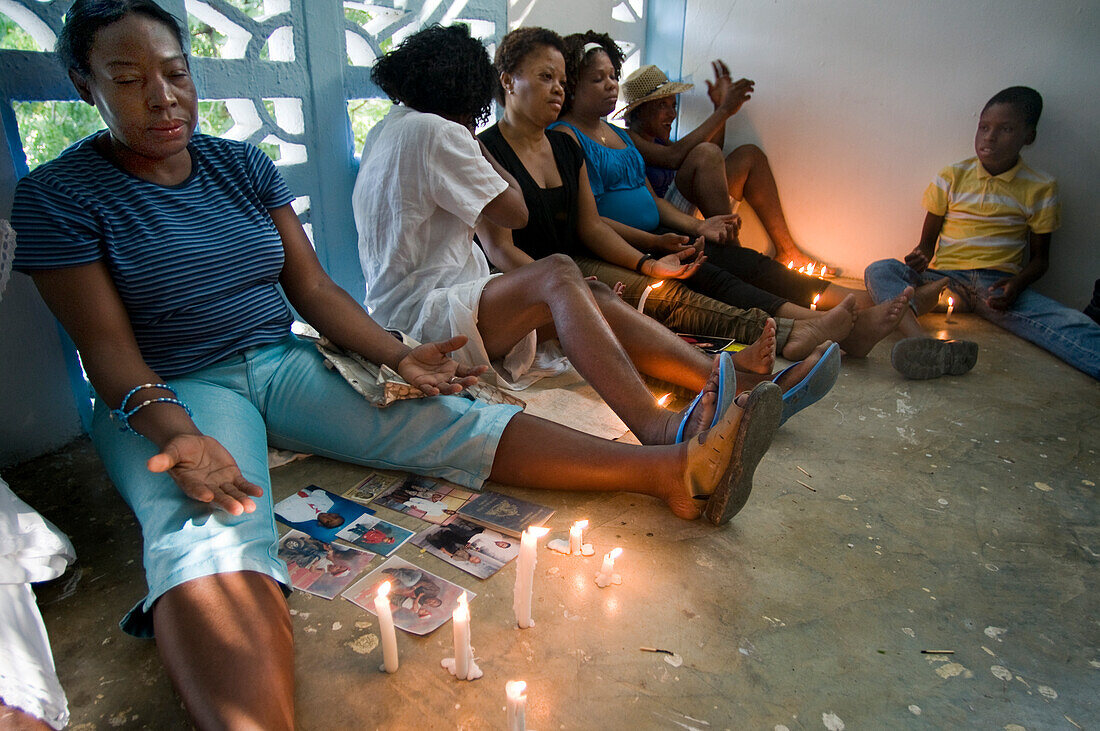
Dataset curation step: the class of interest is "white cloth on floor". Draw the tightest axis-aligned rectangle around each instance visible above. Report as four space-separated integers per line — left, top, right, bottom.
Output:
0 478 73 729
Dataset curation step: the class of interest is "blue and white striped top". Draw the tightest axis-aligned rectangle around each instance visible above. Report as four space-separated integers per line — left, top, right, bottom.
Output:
12 133 295 377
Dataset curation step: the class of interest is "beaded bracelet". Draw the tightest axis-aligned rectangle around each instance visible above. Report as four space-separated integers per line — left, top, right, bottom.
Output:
110 383 192 433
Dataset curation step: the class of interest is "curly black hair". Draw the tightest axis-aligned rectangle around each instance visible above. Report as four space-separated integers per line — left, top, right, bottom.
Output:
493 27 566 105
984 86 1043 129
57 0 187 76
560 31 624 115
371 24 496 127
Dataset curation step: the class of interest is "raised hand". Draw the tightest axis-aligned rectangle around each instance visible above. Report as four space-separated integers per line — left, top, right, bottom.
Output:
704 60 753 115
147 434 264 515
398 335 488 396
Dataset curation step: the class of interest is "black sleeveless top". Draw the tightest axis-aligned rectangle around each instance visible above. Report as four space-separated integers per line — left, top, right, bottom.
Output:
478 123 590 261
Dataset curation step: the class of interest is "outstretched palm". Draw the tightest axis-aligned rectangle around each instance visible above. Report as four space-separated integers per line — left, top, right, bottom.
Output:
398 335 488 396
147 434 263 515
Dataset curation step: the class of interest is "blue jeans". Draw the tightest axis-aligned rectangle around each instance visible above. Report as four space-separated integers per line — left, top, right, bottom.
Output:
90 335 521 637
864 259 1100 380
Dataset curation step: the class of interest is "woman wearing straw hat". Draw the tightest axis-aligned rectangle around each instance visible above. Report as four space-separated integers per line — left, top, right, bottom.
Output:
618 61 824 270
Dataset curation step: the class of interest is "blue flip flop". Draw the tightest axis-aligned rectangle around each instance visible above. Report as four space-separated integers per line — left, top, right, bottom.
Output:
773 341 841 425
675 351 736 443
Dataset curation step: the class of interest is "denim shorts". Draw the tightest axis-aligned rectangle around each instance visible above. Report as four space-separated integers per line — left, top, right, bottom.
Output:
89 335 521 637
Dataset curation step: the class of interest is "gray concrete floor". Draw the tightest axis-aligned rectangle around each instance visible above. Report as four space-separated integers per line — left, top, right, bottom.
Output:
7 313 1098 730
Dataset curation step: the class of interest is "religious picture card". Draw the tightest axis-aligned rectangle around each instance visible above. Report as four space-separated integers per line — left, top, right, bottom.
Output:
412 518 520 579
372 474 477 525
342 556 474 636
456 490 554 538
335 513 413 557
343 469 405 505
274 485 375 543
277 529 375 600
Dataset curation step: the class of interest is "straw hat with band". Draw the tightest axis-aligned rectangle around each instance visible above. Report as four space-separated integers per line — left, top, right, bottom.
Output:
615 65 693 119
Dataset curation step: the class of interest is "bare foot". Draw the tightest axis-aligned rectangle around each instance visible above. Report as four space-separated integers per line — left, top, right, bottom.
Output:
641 355 721 445
732 318 776 375
913 277 950 316
840 286 914 357
782 306 854 360
775 249 816 271
772 340 834 394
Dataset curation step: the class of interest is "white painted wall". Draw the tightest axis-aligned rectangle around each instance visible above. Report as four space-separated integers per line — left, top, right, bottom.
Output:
675 0 1099 307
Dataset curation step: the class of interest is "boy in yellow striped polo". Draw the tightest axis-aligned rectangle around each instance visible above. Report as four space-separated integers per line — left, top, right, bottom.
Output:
864 86 1099 380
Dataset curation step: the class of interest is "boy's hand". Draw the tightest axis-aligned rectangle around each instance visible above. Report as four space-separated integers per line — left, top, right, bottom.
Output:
987 277 1022 310
649 246 706 280
904 245 931 273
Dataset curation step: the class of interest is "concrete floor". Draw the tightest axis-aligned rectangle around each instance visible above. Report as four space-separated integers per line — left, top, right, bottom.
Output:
7 313 1098 730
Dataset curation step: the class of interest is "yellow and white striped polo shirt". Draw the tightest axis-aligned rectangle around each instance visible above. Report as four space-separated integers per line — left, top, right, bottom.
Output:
923 156 1060 273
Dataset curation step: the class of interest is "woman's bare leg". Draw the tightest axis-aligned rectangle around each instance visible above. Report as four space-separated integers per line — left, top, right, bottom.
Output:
153 572 294 731
488 403 747 521
671 142 734 218
724 144 813 267
476 255 717 444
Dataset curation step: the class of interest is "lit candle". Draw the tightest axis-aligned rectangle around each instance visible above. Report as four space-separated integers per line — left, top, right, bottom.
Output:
374 581 399 673
810 293 821 311
656 392 671 408
787 260 795 269
820 265 828 278
946 296 954 322
505 680 527 731
636 279 664 313
595 547 623 588
807 263 816 277
569 519 589 554
513 526 550 628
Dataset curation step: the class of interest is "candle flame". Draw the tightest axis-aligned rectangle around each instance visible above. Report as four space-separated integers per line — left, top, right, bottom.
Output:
947 297 954 307
609 547 623 560
820 266 827 277
574 519 589 530
526 526 550 539
808 263 816 276
656 392 671 407
458 590 468 609
377 580 391 599
787 260 794 269
506 680 527 699
651 280 665 290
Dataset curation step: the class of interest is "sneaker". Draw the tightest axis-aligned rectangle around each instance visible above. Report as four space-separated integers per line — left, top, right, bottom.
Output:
891 337 978 379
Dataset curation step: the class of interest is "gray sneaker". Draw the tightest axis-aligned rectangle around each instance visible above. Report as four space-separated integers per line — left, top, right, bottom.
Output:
891 337 978 379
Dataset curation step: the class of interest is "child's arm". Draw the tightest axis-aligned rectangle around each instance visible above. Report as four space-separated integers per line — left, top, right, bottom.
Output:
904 212 945 272
987 231 1050 310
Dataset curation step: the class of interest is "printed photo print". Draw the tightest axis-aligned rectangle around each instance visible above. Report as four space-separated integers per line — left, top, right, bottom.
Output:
412 518 520 579
343 470 405 505
277 529 375 600
336 513 413 557
373 475 476 525
274 485 375 543
342 556 474 635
